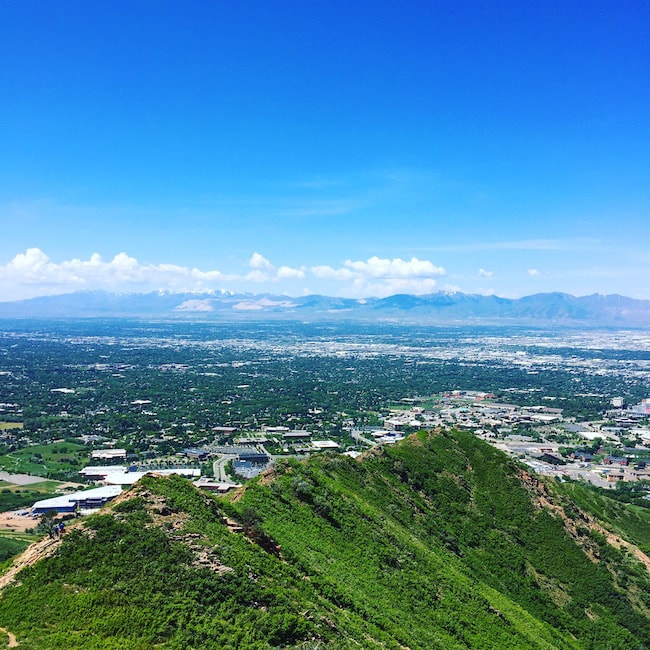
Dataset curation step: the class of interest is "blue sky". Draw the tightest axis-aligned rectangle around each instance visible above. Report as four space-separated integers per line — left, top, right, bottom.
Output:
1 1 649 301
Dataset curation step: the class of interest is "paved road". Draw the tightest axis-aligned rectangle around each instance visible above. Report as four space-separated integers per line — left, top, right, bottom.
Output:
0 471 47 486
213 454 237 483
351 430 377 447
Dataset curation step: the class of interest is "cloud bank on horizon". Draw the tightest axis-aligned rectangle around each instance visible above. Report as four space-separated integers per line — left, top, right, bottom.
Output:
1 246 648 303
0 247 649 302
0 248 453 302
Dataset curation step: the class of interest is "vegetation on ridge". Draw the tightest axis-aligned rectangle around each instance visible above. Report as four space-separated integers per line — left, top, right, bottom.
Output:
0 429 648 648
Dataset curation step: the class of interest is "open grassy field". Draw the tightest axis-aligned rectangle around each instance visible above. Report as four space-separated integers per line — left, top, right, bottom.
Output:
0 423 23 431
0 480 75 512
0 442 88 480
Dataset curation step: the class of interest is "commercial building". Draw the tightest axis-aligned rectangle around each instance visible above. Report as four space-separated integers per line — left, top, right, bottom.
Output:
90 449 127 462
32 485 122 514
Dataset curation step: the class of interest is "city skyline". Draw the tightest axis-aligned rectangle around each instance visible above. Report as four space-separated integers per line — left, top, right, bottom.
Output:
2 1 649 301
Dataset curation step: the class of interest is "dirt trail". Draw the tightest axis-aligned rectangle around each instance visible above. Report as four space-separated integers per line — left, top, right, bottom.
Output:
598 524 650 572
0 535 61 592
520 469 650 573
0 627 18 647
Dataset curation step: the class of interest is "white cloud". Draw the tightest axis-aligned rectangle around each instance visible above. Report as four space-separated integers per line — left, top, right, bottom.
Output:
478 268 493 278
0 248 236 301
528 268 541 276
9 248 50 273
310 256 446 298
352 277 440 298
311 265 355 280
249 252 274 270
277 265 305 280
344 256 445 279
245 254 305 283
0 249 442 301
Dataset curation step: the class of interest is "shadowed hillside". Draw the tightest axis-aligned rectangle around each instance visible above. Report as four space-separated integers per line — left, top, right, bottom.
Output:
0 430 648 648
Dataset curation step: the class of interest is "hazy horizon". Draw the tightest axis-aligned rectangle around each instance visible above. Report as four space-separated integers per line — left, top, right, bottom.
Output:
1 284 649 304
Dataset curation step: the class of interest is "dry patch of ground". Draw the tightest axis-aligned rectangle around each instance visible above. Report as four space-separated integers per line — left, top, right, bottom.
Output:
0 472 45 486
0 513 35 534
520 470 650 573
0 626 18 647
0 535 62 592
0 423 23 431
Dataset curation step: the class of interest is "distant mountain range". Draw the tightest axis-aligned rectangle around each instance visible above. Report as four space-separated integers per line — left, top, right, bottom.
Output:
1 289 649 326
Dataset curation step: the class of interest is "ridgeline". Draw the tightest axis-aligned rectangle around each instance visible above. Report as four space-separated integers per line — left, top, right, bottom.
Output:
0 429 649 649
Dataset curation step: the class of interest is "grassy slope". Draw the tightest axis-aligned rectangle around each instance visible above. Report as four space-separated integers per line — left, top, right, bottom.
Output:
0 536 31 566
0 430 647 648
554 480 650 554
235 430 650 649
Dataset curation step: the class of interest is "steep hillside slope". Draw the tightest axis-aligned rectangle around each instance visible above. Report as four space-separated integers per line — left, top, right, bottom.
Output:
0 431 648 649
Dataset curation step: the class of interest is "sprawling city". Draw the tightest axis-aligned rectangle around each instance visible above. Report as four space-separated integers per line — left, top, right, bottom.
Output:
0 320 648 520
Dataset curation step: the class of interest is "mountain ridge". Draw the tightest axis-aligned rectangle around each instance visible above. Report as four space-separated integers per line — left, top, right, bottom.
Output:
1 429 648 648
1 289 649 325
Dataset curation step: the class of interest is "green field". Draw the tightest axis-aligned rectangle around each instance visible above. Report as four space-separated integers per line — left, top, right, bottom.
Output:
0 535 33 567
0 480 73 512
0 423 23 431
0 442 88 480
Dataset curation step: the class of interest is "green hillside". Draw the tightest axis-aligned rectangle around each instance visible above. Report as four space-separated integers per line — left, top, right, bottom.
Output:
554 479 650 555
0 429 648 649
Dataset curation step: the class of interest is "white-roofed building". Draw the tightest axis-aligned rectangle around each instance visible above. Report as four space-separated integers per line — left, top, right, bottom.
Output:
32 494 79 514
32 485 122 514
91 449 127 461
79 466 128 480
311 440 340 450
72 485 122 510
